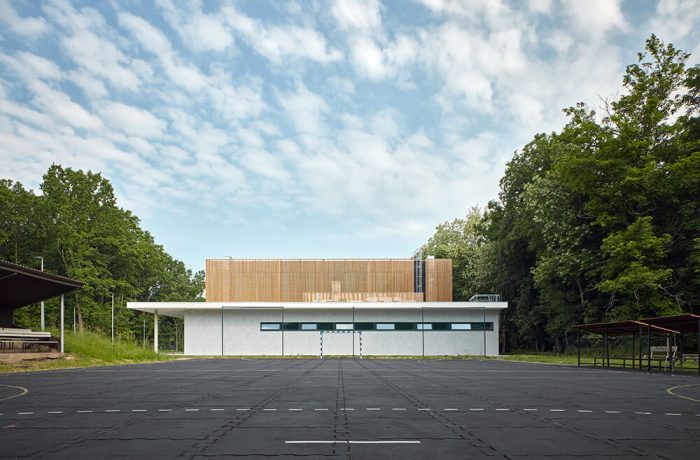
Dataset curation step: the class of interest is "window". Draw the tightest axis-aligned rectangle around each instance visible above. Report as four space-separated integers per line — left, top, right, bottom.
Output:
451 323 472 330
376 323 395 330
261 323 281 331
335 323 353 330
354 322 373 331
417 323 432 330
301 323 317 330
283 322 299 331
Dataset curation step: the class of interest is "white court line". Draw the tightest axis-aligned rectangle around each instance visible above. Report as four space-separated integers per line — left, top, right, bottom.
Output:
132 409 147 412
577 410 593 413
443 408 458 411
263 408 277 411
158 409 172 412
289 408 303 411
48 411 63 414
210 409 224 411
77 410 93 413
366 408 380 411
549 409 565 412
635 412 651 415
105 410 120 413
17 412 33 415
605 411 621 414
392 408 406 411
314 408 328 411
285 440 420 444
496 408 510 411
236 408 250 411
418 408 431 411
185 409 199 412
523 409 538 411
469 408 484 411
665 413 682 416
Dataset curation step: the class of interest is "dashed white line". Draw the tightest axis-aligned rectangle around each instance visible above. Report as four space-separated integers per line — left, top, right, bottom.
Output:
418 408 431 411
263 408 277 411
523 409 538 411
314 408 328 411
366 408 381 411
605 411 621 414
289 408 303 411
158 409 172 412
77 410 93 413
392 408 406 411
210 408 224 411
340 408 354 411
577 410 593 413
469 408 484 411
443 408 458 411
48 411 63 414
549 409 565 412
236 408 250 411
496 408 510 411
184 409 199 412
285 440 420 444
105 410 120 413
634 411 651 415
131 409 147 412
665 413 682 416
17 412 33 415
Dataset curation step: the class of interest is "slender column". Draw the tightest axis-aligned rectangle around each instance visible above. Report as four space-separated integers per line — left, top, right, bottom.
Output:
60 294 64 354
421 306 425 357
639 327 643 370
697 319 700 376
577 330 581 367
154 310 159 353
647 326 651 371
221 307 224 356
281 307 284 357
631 332 635 370
605 329 610 368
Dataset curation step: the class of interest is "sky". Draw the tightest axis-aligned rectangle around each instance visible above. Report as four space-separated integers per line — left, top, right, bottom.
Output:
1 0 699 272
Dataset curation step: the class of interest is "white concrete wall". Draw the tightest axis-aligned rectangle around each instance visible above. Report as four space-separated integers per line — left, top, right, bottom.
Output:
184 310 222 355
183 307 501 356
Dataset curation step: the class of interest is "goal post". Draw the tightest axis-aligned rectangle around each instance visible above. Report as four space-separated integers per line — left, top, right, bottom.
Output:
320 330 362 359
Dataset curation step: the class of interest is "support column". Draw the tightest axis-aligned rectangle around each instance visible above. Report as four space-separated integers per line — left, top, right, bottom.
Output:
605 329 609 368
631 332 635 370
697 319 700 376
639 327 643 370
647 326 652 371
154 310 159 353
577 329 581 367
60 294 64 354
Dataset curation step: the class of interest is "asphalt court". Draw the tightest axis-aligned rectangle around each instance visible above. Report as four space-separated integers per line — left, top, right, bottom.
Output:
1 358 700 459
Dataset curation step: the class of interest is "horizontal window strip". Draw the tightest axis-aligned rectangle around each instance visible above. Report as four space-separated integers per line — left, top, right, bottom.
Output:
260 322 494 331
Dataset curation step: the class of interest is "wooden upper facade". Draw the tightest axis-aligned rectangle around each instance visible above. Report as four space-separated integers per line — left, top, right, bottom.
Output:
205 259 452 303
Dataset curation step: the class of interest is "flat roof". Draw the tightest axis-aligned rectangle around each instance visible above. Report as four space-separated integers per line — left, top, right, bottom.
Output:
0 260 84 310
127 301 508 318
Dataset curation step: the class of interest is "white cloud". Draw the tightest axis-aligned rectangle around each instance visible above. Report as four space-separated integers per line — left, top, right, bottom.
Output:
117 12 171 55
564 0 628 37
156 0 233 52
100 102 166 138
0 0 49 38
649 0 700 43
331 0 382 31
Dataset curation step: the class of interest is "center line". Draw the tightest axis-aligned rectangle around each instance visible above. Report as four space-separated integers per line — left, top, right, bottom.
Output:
210 408 224 411
263 408 277 411
665 413 682 416
577 410 593 413
48 411 63 414
314 408 328 411
236 408 250 411
289 408 303 411
17 412 33 415
77 410 93 413
635 411 651 415
132 409 147 412
605 411 621 414
392 408 406 411
549 409 565 412
469 408 484 411
105 410 120 413
496 408 510 411
158 409 172 412
185 409 199 412
366 408 380 411
340 408 354 411
418 408 431 411
443 408 458 411
285 440 421 444
523 409 538 411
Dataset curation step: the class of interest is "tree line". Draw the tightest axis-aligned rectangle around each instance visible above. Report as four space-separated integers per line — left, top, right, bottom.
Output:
418 36 700 352
0 164 203 348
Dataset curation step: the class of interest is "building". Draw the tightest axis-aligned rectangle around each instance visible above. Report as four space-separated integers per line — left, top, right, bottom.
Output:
127 258 507 356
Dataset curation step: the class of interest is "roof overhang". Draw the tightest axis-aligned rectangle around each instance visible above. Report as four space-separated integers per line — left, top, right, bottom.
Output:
127 301 509 319
0 260 84 310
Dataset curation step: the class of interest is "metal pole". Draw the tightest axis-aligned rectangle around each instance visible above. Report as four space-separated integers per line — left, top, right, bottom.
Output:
605 328 609 368
60 294 64 353
221 307 224 356
36 256 45 330
110 292 114 342
483 304 487 356
73 306 76 332
639 327 643 370
352 306 355 357
697 319 700 376
143 316 146 346
422 305 425 357
631 331 635 370
577 329 581 367
175 321 178 352
154 310 159 353
647 326 652 371
281 307 284 357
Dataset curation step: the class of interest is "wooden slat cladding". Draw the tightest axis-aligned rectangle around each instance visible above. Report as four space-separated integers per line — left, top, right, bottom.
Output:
205 259 451 302
425 258 453 302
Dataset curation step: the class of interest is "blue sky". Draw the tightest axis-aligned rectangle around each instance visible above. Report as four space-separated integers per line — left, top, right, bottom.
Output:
1 0 699 272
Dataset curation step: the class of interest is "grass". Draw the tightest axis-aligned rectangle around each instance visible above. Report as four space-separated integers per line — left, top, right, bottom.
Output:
0 330 176 373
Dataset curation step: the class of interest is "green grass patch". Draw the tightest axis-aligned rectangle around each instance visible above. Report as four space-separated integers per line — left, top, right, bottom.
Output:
0 330 176 373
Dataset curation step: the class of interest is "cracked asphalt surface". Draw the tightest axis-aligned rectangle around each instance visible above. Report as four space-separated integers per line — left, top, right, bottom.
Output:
1 358 700 459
